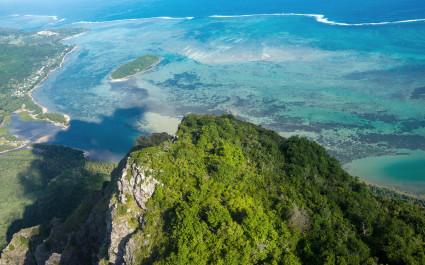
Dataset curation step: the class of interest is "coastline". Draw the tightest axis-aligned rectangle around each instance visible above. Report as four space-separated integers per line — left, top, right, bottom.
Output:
62 31 87 41
26 45 78 128
367 181 425 206
1 45 78 155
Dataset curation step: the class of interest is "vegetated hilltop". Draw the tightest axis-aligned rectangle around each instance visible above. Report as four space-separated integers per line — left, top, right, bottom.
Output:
1 115 425 265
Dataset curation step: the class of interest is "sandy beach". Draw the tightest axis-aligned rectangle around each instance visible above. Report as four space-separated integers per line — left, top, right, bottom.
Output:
1 44 78 155
27 45 78 129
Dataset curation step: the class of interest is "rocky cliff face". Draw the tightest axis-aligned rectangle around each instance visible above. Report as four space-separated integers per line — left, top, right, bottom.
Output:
106 160 159 265
0 226 40 265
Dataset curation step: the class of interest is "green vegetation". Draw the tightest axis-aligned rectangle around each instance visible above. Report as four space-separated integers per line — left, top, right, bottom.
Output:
0 150 35 247
0 116 22 152
1 115 424 265
110 55 160 80
0 145 115 248
0 28 81 151
38 112 69 124
121 115 425 265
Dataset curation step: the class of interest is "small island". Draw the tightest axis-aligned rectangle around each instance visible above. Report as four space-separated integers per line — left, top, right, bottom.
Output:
110 55 161 81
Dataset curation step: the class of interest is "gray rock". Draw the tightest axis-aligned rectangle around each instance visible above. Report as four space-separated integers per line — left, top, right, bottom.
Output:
106 159 159 265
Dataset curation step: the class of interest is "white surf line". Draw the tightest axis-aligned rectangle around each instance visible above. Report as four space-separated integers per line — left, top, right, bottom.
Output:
209 13 425 27
10 14 60 20
154 16 194 20
72 16 194 25
8 13 425 27
6 14 67 25
7 14 193 26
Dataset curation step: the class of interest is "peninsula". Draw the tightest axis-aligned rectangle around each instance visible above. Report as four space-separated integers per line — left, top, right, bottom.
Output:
110 55 161 81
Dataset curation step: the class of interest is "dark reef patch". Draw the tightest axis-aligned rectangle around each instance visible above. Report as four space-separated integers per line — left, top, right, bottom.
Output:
157 71 221 90
358 133 425 150
110 79 149 98
410 86 425 100
268 118 372 134
399 118 425 132
355 111 398 123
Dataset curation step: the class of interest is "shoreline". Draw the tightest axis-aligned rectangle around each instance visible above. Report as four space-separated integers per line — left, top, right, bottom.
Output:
27 45 78 128
366 181 425 205
1 44 78 155
62 31 87 41
27 45 78 125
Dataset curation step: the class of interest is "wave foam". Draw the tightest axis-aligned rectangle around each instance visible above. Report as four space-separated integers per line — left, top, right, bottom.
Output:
12 13 424 28
209 13 425 27
10 14 60 20
73 16 194 25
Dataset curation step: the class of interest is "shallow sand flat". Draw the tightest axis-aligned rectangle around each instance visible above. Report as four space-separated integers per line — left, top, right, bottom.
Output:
137 112 181 135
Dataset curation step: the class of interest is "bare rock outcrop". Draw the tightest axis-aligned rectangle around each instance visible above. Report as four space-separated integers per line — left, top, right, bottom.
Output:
0 226 40 265
106 159 159 265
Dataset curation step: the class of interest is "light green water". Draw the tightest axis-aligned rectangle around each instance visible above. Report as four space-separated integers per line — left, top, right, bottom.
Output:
345 150 425 195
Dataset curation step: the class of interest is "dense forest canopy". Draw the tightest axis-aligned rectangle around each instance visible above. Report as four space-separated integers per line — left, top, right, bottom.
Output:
1 115 424 265
119 115 425 265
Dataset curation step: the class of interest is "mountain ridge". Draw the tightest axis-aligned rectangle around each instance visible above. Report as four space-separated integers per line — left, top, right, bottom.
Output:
1 114 424 265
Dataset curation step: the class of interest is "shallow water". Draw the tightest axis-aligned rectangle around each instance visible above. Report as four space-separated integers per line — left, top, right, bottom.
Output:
9 115 62 142
2 1 425 194
345 150 425 195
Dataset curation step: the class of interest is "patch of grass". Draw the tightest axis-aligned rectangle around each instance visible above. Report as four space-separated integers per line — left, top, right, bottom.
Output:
0 150 38 248
17 111 37 122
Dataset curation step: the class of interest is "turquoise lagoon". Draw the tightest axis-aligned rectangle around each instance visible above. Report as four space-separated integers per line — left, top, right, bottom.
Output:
345 150 425 196
2 3 425 194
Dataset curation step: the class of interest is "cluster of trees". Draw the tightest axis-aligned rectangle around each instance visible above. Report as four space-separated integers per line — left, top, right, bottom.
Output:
127 114 425 265
110 55 160 80
5 115 421 264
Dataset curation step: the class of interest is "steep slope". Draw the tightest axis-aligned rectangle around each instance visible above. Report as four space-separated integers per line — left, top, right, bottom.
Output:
2 115 425 265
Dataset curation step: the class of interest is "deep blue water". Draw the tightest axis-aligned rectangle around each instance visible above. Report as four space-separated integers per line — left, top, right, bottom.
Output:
1 0 425 194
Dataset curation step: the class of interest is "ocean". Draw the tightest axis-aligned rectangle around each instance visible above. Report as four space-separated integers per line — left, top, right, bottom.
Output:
1 0 425 195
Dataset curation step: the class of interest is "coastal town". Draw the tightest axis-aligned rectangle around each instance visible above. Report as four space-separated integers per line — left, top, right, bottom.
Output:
0 28 80 153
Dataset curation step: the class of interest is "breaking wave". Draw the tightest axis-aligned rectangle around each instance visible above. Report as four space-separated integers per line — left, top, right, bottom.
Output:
209 13 425 27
